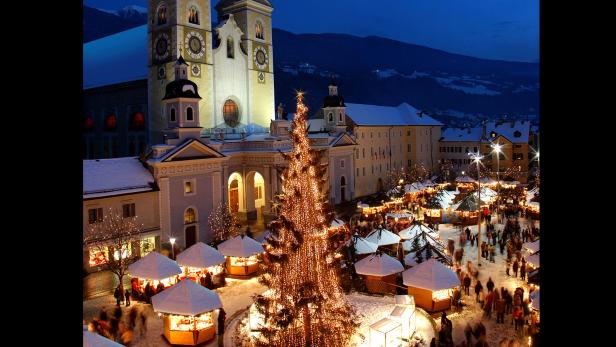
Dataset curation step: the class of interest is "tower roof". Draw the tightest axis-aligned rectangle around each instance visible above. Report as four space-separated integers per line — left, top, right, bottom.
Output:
163 80 202 100
323 95 345 108
176 55 188 66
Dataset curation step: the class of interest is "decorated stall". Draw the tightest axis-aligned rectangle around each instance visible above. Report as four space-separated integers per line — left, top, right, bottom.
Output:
354 252 404 294
84 331 124 347
398 221 439 241
455 175 476 191
388 295 417 340
152 278 223 346
402 259 460 312
522 240 540 255
369 318 403 347
385 211 413 228
403 243 452 267
217 235 264 277
176 242 226 288
348 235 378 258
454 194 488 224
479 177 498 186
526 252 540 270
365 227 401 256
128 251 182 295
329 218 346 231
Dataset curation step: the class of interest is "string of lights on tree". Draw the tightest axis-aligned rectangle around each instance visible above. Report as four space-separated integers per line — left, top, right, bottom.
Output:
208 202 239 246
253 92 360 347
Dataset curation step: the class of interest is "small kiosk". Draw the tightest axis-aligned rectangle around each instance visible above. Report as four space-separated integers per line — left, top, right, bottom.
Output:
152 279 223 346
365 228 401 256
349 235 378 260
128 251 182 292
402 259 460 312
176 242 226 287
354 253 404 295
369 318 403 347
522 240 540 255
217 235 264 277
388 295 416 340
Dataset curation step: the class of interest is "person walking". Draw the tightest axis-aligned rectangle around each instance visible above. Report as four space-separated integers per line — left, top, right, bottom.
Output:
504 290 513 315
520 262 527 281
486 277 494 292
513 306 524 332
139 309 148 337
489 246 495 263
505 260 510 276
217 308 227 347
464 322 473 346
463 274 471 296
114 285 122 307
475 280 483 303
512 259 519 278
124 289 131 307
495 295 506 324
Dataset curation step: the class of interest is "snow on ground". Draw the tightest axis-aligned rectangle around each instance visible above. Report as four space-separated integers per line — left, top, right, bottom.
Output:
346 293 435 347
436 216 538 346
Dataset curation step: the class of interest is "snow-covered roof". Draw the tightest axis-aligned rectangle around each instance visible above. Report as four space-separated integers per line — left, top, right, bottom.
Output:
84 330 124 347
441 127 483 142
522 240 540 253
386 212 412 219
83 157 155 199
404 182 425 193
176 242 226 269
398 222 438 240
345 103 443 126
349 236 378 255
128 252 182 281
402 258 460 291
455 175 476 183
83 25 147 89
526 253 540 268
217 235 264 257
354 253 404 276
152 278 223 316
530 288 540 310
486 121 531 143
365 228 401 246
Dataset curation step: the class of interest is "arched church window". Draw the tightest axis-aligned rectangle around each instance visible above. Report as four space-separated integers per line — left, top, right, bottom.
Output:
186 107 194 121
105 115 117 131
157 4 167 25
255 20 264 40
184 208 196 224
170 108 176 122
84 116 94 132
223 100 240 127
328 112 333 122
130 112 145 130
188 5 199 25
227 37 234 59
339 113 343 122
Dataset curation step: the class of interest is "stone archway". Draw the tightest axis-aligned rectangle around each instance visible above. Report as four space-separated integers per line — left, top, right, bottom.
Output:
245 171 265 220
228 172 245 214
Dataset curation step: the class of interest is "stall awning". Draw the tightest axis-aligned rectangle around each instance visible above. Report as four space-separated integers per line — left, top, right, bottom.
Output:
84 331 124 347
526 253 540 268
365 228 401 246
176 242 226 269
530 288 540 311
330 218 345 229
398 222 438 240
355 253 404 276
217 235 264 258
522 240 540 253
402 258 459 291
152 278 223 316
128 252 182 281
349 236 378 255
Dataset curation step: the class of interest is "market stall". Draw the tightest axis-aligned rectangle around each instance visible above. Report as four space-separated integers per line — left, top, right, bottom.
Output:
354 252 404 294
365 227 401 256
348 235 378 258
385 211 413 228
176 242 226 288
403 243 452 267
388 296 417 340
152 278 223 346
522 240 540 255
398 221 439 241
369 318 403 347
525 252 540 270
402 259 460 312
329 218 346 231
455 175 476 191
84 331 124 347
128 251 182 294
217 235 264 277
454 194 487 224
530 288 540 311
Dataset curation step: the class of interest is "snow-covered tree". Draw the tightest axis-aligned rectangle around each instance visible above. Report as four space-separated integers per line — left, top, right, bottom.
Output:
208 202 239 246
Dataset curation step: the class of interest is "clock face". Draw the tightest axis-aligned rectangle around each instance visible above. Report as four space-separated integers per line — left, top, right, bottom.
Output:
184 31 205 60
253 46 268 70
153 33 170 61
158 66 166 79
191 64 201 77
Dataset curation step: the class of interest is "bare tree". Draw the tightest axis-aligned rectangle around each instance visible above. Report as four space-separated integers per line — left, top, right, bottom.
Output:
438 159 454 182
84 207 148 294
407 163 430 183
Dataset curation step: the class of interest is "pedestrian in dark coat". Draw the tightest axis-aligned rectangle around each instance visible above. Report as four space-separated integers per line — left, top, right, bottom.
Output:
520 262 526 280
114 286 122 306
486 277 494 292
217 308 227 347
464 322 473 346
495 296 506 323
512 259 519 277
156 282 165 293
475 281 483 302
463 274 471 296
124 289 131 306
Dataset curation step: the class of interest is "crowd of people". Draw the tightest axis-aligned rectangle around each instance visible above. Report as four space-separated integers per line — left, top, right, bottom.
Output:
87 305 150 346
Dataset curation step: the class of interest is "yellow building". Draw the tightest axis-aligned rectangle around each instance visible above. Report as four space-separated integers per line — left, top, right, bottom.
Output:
440 120 532 183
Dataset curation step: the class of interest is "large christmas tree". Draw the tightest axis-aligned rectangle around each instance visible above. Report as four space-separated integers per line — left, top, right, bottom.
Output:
254 93 359 346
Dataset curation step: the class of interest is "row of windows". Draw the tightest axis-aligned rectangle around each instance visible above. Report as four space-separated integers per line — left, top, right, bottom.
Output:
440 146 477 153
168 107 194 122
156 4 266 41
88 203 135 224
359 129 413 139
84 112 145 132
83 139 146 159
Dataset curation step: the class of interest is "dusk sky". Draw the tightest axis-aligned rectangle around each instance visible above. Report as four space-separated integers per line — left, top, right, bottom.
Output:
84 0 539 63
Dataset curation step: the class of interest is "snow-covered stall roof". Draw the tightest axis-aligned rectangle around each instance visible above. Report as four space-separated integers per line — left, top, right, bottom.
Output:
345 103 443 126
84 330 124 347
83 157 155 199
354 253 404 276
530 288 540 311
349 236 379 255
404 183 424 194
176 242 226 269
128 252 182 281
330 218 345 229
83 25 147 89
365 228 401 246
455 194 487 211
479 177 498 185
422 179 436 187
217 235 264 258
455 175 476 183
398 222 438 240
403 243 452 266
152 278 223 316
402 258 460 291
386 212 413 220
526 253 540 268
522 240 540 254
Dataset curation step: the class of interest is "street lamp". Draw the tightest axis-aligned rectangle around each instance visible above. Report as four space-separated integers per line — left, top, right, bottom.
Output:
491 143 502 223
469 152 484 267
170 237 176 260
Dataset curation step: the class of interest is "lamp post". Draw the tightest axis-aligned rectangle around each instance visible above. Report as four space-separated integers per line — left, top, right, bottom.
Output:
470 152 483 267
491 143 502 223
170 237 176 260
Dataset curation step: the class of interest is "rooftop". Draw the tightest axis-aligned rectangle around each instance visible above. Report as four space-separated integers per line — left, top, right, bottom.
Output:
345 103 443 126
83 157 155 199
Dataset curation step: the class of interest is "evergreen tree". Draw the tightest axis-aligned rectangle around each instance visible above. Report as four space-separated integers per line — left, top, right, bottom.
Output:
254 93 360 346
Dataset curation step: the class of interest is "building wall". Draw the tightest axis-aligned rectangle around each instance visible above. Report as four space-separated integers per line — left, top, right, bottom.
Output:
328 147 355 204
83 80 148 159
439 141 479 174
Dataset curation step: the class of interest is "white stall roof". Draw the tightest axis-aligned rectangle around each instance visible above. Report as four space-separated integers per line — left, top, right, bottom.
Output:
365 228 401 246
217 235 264 257
176 242 226 269
128 252 182 281
354 253 404 276
402 258 460 291
152 278 223 316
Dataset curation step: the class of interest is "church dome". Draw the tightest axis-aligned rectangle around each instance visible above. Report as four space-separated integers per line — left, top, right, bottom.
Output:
163 80 202 100
323 94 345 107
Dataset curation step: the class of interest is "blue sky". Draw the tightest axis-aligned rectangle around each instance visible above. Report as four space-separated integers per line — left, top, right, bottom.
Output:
84 0 539 63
